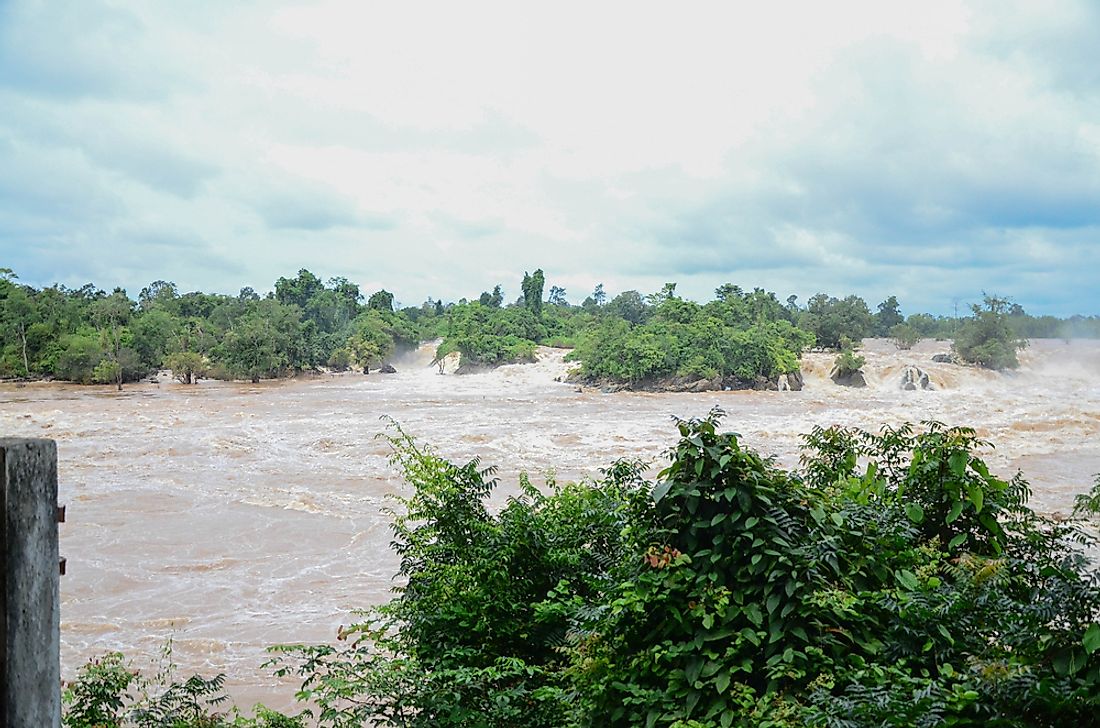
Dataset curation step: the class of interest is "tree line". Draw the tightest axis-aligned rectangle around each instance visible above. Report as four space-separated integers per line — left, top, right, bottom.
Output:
2 267 1096 387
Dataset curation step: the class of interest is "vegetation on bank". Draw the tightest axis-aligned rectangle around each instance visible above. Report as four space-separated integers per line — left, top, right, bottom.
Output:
65 414 1100 727
2 266 1096 386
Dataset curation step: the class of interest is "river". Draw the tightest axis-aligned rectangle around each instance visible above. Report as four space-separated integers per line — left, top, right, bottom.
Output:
1 338 1098 711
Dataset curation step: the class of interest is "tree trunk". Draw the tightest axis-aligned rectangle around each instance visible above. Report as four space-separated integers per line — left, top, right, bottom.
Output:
19 325 28 376
114 333 122 391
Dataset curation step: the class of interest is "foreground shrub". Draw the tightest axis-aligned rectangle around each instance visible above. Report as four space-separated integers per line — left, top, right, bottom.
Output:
267 414 1099 727
63 645 302 728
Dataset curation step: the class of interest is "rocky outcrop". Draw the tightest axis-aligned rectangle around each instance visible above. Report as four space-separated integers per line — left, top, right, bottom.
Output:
379 364 397 374
778 370 804 391
900 366 933 390
569 370 802 393
830 367 867 388
931 353 957 364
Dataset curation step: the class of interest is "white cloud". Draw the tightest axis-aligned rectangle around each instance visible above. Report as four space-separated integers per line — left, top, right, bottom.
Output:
0 0 1097 314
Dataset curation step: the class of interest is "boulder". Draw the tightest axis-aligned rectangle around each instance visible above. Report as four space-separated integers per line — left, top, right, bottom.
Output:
687 377 722 392
379 364 398 374
900 366 933 391
830 367 867 388
784 370 804 391
931 353 955 364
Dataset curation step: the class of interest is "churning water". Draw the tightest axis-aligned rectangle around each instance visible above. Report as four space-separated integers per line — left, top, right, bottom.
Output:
1 338 1098 709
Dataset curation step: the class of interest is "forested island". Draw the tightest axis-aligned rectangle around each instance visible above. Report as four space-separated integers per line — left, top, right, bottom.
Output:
2 267 1095 391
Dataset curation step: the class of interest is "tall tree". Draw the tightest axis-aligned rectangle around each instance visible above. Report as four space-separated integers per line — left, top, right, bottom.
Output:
1 279 37 375
874 296 904 336
521 270 545 316
90 291 133 391
274 269 323 309
368 289 395 313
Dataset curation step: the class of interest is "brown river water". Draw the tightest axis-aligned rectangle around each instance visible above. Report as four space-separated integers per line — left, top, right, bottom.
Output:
1 338 1098 712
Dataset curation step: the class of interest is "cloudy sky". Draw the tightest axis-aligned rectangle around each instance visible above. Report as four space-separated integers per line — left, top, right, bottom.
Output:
1 1 1098 315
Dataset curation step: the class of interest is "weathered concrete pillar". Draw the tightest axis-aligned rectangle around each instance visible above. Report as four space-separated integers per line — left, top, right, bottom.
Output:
1 438 60 728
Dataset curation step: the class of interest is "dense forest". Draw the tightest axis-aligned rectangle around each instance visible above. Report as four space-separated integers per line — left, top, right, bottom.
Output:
63 414 1100 726
2 267 1098 388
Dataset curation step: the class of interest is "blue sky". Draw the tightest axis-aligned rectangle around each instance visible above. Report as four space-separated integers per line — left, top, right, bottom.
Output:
1 0 1098 315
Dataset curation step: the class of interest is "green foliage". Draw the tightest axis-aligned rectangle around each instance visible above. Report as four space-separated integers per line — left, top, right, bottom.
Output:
56 331 107 384
267 414 1100 727
221 316 287 383
165 351 207 384
953 295 1029 370
799 293 874 350
571 289 810 386
269 421 651 726
438 301 549 368
875 295 904 336
889 322 922 350
521 269 546 316
367 289 395 313
832 345 866 377
63 653 138 728
63 649 303 728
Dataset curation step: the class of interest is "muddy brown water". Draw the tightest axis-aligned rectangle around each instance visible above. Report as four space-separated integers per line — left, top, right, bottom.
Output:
1 338 1098 712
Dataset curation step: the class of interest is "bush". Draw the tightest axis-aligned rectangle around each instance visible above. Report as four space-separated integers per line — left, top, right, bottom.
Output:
953 295 1028 370
889 323 922 350
269 415 1100 726
832 347 866 377
63 648 303 728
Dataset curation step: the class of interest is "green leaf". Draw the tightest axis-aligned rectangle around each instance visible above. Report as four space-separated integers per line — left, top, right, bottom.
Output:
946 500 964 524
966 483 984 513
948 533 967 549
715 670 731 695
1053 648 1086 676
895 569 919 591
652 481 672 503
904 503 925 524
745 604 764 627
1084 623 1100 654
949 451 968 477
744 516 759 529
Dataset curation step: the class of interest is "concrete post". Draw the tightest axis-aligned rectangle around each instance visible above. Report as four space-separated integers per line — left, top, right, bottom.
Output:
1 438 60 728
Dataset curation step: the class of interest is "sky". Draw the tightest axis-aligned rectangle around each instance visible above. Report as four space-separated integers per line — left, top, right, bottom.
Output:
1 1 1099 316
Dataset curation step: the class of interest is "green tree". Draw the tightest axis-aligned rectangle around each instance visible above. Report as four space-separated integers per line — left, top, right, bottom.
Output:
346 310 395 371
274 269 323 309
91 291 134 391
137 280 179 313
889 323 921 350
222 317 284 382
521 269 545 316
953 294 1028 369
164 351 207 384
799 293 874 349
1 280 38 375
874 295 903 336
367 290 395 313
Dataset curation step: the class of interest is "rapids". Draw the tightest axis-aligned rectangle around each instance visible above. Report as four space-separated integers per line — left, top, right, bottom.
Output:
1 338 1098 710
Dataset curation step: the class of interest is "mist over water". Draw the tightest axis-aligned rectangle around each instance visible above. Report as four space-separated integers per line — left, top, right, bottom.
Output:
1 339 1098 709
